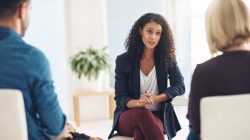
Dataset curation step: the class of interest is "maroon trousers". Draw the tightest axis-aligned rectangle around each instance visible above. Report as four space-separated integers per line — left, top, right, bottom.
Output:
118 108 165 140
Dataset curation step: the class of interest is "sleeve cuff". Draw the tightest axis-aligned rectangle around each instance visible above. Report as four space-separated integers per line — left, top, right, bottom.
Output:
43 115 67 139
164 90 173 102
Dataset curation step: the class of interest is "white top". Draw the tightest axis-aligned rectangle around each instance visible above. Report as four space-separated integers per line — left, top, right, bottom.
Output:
140 66 160 111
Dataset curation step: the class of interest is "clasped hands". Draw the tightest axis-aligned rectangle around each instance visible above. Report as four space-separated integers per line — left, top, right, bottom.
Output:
137 92 155 108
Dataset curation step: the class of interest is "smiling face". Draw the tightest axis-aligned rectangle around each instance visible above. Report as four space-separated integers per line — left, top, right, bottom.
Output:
140 21 162 50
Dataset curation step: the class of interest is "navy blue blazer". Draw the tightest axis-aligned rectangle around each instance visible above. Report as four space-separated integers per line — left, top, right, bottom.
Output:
108 53 185 140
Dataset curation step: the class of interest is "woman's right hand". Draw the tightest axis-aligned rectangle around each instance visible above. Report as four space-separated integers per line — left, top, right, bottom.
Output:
138 92 153 107
127 93 153 108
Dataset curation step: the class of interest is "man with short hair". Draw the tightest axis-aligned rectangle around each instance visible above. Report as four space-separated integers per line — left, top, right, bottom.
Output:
0 0 100 140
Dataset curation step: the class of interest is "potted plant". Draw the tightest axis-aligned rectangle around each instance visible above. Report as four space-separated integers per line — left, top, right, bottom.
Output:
70 46 111 81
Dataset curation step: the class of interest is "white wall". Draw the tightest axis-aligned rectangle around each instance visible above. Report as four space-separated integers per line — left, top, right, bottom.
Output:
24 0 69 114
174 0 192 94
65 0 108 91
66 0 108 53
107 0 166 60
23 0 110 121
21 0 191 121
107 0 191 96
107 0 166 87
65 0 110 120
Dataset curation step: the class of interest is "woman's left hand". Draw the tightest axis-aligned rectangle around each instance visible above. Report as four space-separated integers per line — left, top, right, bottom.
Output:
143 92 155 106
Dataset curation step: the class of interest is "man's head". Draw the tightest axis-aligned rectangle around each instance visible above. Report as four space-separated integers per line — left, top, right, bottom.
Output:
0 0 31 36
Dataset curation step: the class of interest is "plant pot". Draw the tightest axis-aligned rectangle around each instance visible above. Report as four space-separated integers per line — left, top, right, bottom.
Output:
73 71 110 91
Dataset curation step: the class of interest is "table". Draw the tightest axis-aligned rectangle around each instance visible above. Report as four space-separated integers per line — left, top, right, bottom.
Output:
73 90 115 126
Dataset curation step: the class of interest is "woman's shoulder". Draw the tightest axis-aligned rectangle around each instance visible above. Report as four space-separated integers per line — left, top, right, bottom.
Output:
117 52 129 59
116 52 133 70
116 52 130 63
197 54 224 69
193 55 225 77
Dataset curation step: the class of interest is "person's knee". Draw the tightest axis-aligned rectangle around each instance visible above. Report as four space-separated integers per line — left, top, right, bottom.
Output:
135 108 151 116
134 108 153 122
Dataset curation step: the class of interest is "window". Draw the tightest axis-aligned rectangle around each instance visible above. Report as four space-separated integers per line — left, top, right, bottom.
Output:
190 0 212 69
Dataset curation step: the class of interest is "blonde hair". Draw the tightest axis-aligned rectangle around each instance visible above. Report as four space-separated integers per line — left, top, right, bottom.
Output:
206 0 250 55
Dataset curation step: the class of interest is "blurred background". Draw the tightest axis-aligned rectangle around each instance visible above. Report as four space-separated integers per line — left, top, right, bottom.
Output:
23 0 215 139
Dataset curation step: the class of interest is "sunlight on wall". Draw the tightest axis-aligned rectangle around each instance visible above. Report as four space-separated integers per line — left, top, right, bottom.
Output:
24 0 69 114
20 0 246 117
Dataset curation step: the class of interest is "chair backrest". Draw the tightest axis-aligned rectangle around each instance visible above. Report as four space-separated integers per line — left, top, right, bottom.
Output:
0 89 28 140
200 94 250 140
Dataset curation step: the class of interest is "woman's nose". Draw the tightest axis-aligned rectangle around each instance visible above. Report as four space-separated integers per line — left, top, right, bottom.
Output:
150 34 156 40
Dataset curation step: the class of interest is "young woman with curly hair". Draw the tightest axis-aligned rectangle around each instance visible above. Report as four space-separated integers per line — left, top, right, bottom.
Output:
108 13 185 140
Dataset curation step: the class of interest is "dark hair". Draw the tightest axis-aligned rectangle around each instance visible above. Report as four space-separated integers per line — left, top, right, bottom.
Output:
125 13 175 67
0 0 29 18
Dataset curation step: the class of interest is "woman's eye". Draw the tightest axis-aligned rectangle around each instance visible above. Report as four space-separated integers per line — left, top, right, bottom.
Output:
147 30 153 34
156 32 161 36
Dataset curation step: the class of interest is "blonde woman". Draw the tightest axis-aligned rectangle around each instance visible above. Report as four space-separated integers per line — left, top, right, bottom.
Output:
187 0 250 139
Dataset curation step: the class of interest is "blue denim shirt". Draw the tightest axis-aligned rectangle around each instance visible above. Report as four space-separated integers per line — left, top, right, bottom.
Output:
0 26 66 140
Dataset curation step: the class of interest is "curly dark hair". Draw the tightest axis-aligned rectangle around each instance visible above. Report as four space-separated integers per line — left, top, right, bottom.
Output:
125 13 175 67
0 0 30 18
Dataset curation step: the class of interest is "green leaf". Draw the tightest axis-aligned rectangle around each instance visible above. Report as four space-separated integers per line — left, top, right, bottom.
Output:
69 46 112 80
